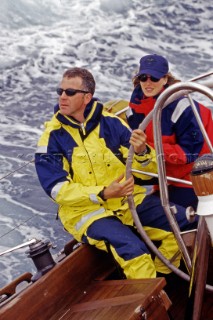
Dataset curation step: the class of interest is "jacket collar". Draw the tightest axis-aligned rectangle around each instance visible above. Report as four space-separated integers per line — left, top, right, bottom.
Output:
129 84 166 113
55 97 103 133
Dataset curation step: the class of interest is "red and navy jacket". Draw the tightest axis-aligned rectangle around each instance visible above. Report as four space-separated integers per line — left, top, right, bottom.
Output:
127 84 213 187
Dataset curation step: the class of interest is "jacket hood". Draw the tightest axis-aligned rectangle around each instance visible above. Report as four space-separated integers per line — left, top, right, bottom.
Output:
54 97 103 134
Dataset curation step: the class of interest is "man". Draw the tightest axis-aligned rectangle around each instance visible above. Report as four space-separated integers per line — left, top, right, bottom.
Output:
35 67 196 279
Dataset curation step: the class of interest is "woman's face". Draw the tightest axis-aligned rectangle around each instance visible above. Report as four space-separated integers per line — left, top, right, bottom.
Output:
140 75 168 97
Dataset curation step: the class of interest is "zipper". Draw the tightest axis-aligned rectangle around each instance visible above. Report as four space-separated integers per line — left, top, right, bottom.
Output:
80 123 86 135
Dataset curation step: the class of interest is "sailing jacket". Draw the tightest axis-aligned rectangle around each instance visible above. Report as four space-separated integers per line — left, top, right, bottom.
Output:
35 98 156 241
127 85 213 187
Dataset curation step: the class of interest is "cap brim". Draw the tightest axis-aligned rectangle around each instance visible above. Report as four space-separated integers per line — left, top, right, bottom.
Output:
137 69 165 79
196 195 213 216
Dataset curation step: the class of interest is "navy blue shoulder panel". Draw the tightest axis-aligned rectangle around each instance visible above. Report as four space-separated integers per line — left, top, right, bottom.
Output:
99 115 131 163
48 127 78 163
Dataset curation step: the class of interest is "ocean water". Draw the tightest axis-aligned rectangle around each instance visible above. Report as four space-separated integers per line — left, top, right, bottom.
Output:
0 0 212 288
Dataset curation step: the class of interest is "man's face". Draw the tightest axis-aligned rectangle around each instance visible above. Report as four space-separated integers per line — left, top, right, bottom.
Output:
58 76 90 121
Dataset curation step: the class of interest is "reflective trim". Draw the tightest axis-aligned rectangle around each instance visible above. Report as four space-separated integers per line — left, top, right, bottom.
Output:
141 159 151 167
89 193 100 204
171 98 190 123
35 146 48 154
135 158 151 167
125 106 133 118
51 181 66 199
75 207 105 231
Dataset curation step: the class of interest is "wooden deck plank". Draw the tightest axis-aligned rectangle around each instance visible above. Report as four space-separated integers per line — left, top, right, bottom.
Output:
1 241 212 320
52 278 171 320
0 245 115 320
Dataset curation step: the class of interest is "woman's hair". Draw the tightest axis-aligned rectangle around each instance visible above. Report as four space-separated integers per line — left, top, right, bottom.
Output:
63 67 95 95
132 72 181 88
166 72 181 86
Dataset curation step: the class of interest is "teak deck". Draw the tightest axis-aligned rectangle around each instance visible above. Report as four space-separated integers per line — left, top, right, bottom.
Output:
0 240 212 320
56 279 171 320
0 244 170 320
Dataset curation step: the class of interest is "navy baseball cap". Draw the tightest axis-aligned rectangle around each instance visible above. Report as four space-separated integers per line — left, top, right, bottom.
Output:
137 54 169 79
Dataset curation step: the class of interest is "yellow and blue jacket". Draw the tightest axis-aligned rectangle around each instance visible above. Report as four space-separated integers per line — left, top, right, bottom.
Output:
35 98 157 241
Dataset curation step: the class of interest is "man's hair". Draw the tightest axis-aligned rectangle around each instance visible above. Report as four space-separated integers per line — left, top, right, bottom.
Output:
63 67 95 95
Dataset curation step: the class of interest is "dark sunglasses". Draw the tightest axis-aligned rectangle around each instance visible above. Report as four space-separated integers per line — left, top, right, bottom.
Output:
56 88 89 96
138 74 160 83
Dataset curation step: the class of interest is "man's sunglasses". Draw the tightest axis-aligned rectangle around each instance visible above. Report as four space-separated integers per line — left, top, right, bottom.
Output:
138 74 160 83
56 88 89 96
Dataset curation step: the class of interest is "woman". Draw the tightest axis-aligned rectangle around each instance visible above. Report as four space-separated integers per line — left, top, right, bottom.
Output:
126 53 213 210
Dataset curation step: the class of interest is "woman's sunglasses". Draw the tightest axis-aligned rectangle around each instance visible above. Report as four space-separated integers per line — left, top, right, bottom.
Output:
138 74 160 83
56 88 89 96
